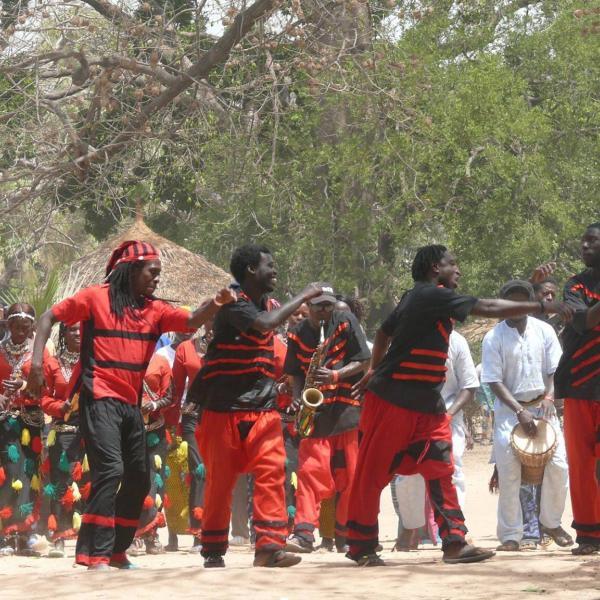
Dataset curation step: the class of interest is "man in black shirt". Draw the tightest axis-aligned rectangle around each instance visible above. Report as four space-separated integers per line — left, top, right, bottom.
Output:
555 223 600 555
187 244 322 568
346 244 573 566
283 285 371 554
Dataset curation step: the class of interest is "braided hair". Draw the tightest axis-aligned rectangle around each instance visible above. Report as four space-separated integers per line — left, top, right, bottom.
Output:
411 245 448 282
107 261 145 319
57 322 67 356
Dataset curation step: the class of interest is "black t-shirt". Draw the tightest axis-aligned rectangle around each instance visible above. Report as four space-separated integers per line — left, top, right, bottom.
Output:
368 282 478 413
555 270 600 401
284 312 371 438
187 293 277 412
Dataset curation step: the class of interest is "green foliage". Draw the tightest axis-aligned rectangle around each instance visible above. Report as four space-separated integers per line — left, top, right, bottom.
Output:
0 269 60 316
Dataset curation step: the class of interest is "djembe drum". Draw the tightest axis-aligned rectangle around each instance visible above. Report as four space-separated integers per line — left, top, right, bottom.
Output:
510 419 557 485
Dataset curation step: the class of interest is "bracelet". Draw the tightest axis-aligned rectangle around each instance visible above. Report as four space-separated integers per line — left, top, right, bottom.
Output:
515 407 525 416
213 296 223 307
331 370 340 384
19 380 27 391
539 300 545 314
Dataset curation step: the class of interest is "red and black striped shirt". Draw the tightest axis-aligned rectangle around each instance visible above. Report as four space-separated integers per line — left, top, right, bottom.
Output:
187 293 278 412
368 282 477 413
284 312 371 438
51 285 191 406
555 270 600 401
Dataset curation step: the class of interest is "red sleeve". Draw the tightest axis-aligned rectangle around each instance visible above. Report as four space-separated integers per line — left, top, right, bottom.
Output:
156 302 192 334
40 356 65 418
158 357 172 398
52 288 92 325
172 342 187 405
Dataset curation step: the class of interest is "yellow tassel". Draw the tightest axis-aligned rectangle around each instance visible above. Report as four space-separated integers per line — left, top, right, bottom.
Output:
12 479 23 491
30 475 41 492
21 428 31 446
179 506 189 520
72 482 81 502
47 429 57 447
82 454 89 473
155 494 162 509
154 454 162 470
291 472 298 490
177 441 188 461
73 512 82 531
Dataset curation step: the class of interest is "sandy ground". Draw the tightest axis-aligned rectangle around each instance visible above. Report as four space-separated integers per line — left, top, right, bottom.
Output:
2 445 599 600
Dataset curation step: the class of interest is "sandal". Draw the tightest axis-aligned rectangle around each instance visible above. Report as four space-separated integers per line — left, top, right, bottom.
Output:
571 543 599 556
496 540 520 552
540 526 574 547
520 540 537 551
443 544 495 564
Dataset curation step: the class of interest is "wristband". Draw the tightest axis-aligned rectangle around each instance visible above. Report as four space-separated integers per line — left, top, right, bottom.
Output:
19 380 27 391
331 370 340 384
515 407 525 417
213 296 223 307
539 300 545 314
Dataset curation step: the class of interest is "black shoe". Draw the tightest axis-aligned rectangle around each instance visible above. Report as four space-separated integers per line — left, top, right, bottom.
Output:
285 535 314 554
355 553 385 567
204 555 225 568
335 536 349 553
317 537 334 552
253 550 302 568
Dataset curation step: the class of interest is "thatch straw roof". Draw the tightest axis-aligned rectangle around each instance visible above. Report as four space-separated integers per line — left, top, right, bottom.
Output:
456 317 497 348
59 216 231 306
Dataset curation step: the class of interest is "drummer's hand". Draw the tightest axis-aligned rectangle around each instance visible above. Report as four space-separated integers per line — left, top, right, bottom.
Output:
314 368 336 386
540 397 555 420
141 401 156 416
60 400 72 416
518 409 538 438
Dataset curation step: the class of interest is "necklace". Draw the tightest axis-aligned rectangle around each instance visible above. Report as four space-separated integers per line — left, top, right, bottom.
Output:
3 338 30 358
59 350 79 382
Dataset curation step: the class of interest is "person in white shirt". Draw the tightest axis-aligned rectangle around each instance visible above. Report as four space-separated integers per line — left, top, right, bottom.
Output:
481 280 571 551
391 330 479 548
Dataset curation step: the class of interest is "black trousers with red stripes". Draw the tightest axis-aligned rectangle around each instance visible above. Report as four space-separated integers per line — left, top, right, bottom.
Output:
346 391 467 560
76 392 150 566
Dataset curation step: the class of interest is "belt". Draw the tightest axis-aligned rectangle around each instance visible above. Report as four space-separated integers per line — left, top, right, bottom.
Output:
19 408 45 427
53 423 79 433
518 394 545 409
0 408 20 422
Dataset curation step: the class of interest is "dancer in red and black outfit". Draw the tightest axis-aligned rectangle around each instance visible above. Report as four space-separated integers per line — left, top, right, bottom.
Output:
41 323 89 558
187 244 322 568
0 304 47 556
346 244 573 566
285 285 370 554
555 223 600 555
28 240 234 570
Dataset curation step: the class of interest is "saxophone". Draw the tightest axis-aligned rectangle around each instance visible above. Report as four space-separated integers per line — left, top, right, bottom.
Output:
295 321 326 438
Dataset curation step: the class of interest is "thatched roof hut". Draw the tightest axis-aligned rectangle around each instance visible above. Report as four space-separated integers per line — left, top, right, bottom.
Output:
59 216 231 305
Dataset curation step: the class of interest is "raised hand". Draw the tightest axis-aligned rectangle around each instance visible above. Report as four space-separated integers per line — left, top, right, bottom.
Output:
530 262 557 284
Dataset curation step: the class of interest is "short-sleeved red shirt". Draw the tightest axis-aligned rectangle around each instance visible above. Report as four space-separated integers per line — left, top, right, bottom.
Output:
52 284 191 406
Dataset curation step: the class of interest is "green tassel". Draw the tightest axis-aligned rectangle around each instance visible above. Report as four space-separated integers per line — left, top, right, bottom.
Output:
154 473 164 490
19 502 34 517
195 463 206 480
43 483 58 499
59 450 70 473
285 457 290 468
24 457 35 477
7 444 20 463
147 433 159 448
164 465 171 479
8 417 21 433
287 505 296 519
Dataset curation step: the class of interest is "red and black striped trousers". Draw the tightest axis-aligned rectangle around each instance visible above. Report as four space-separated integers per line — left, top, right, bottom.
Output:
347 391 466 560
198 409 288 557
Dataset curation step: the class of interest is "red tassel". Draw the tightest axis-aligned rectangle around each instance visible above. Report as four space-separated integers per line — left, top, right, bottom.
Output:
0 466 5 487
165 430 172 445
72 462 83 482
156 513 166 528
184 473 192 487
143 495 154 510
61 486 75 508
80 482 92 501
40 457 51 475
163 494 171 509
31 436 42 454
0 506 13 519
48 514 58 531
193 507 204 521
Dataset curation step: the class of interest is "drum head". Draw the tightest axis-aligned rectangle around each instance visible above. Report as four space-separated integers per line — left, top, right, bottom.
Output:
512 419 556 454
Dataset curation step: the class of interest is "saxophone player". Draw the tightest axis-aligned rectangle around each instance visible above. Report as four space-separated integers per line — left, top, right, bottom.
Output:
285 284 371 554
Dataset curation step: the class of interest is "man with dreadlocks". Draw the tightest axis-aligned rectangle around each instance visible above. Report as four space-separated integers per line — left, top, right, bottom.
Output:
27 240 235 570
345 244 574 566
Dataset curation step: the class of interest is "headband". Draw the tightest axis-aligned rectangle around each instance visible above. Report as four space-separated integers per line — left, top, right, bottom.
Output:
7 312 35 321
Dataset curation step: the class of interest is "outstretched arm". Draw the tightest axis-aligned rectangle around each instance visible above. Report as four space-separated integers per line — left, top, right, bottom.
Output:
27 309 57 398
471 299 574 322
